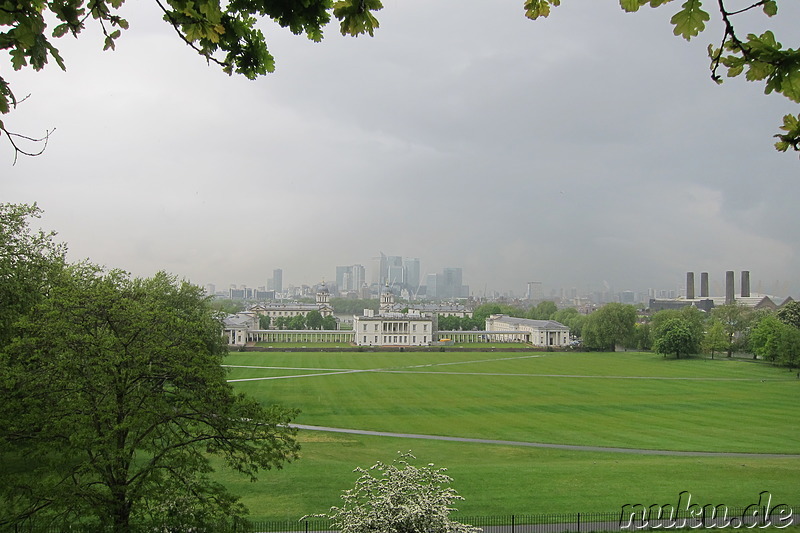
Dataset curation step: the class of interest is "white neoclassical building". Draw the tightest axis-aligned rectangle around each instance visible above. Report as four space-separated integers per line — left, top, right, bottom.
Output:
352 287 436 346
222 312 259 346
353 309 435 347
484 314 570 347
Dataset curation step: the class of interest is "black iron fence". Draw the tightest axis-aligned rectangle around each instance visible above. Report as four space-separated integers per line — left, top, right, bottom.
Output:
8 505 797 533
248 504 797 533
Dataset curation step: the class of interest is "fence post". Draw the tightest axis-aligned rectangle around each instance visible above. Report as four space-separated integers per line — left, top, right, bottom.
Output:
512 514 515 533
577 512 580 533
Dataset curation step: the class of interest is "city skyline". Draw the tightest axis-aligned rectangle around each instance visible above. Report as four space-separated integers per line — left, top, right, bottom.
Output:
4 2 799 299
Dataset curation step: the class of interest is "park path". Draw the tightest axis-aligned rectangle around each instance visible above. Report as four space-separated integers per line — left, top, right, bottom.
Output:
290 424 800 458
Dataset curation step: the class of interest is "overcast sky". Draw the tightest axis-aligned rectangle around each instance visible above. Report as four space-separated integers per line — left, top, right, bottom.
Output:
3 0 799 298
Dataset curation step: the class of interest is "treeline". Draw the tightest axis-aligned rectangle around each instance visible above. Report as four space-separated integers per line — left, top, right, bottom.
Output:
265 310 337 330
331 298 379 315
578 301 800 367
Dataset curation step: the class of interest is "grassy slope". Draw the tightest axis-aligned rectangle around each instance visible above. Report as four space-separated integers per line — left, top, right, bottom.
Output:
219 351 800 521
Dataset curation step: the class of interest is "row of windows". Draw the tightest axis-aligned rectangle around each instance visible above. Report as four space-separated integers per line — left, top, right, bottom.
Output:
361 322 429 332
361 335 428 344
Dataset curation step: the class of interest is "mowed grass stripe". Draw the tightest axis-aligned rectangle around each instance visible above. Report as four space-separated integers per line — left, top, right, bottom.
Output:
212 432 800 522
227 351 800 454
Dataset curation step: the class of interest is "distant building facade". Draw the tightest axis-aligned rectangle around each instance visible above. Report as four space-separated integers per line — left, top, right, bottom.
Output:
248 284 334 319
484 314 570 348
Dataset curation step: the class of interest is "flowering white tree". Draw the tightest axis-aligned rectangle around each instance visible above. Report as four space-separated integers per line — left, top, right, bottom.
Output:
317 452 481 533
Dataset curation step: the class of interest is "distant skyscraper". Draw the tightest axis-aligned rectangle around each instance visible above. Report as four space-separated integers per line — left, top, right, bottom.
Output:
426 273 438 298
526 281 543 301
387 265 404 286
404 258 421 291
272 268 283 294
441 268 463 299
336 266 352 291
352 264 365 291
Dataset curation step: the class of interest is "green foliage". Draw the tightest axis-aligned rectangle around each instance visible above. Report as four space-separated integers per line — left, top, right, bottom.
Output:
0 266 299 530
290 313 307 330
472 303 525 325
322 314 337 330
306 309 324 330
650 306 705 355
652 317 694 358
581 303 637 351
710 303 752 357
437 314 482 331
702 319 727 358
750 312 800 368
332 298 379 315
776 300 800 329
553 307 586 337
0 203 66 347
527 300 557 320
314 452 479 533
525 0 799 154
259 313 271 329
209 297 245 314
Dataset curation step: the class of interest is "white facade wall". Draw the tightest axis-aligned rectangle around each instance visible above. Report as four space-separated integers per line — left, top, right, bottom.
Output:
353 313 434 346
485 314 570 347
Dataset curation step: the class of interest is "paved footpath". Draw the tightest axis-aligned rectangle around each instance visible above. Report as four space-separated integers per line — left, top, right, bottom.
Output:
290 424 800 458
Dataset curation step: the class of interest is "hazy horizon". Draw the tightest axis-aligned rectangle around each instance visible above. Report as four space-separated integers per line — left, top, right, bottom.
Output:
5 1 799 298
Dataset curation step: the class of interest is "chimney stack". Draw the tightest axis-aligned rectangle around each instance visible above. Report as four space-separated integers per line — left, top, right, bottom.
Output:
686 272 695 300
725 271 735 305
700 272 709 298
741 271 750 298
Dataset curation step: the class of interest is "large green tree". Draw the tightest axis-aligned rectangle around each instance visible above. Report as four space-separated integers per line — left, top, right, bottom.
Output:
0 266 299 531
653 317 694 358
581 303 637 351
710 302 752 357
650 306 705 355
526 0 799 153
750 312 800 368
305 309 323 330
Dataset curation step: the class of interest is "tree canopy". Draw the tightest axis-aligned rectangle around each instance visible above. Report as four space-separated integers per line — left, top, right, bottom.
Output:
652 317 695 358
582 303 637 351
4 0 797 159
0 204 300 531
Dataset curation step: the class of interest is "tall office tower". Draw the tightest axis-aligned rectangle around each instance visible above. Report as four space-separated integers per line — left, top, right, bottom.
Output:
272 268 283 294
336 265 353 291
686 272 695 300
372 253 388 285
351 264 365 291
441 268 463 299
403 258 421 291
387 265 405 286
526 281 543 301
426 273 439 298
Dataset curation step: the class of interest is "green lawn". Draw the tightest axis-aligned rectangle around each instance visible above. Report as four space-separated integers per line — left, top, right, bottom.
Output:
220 351 800 522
